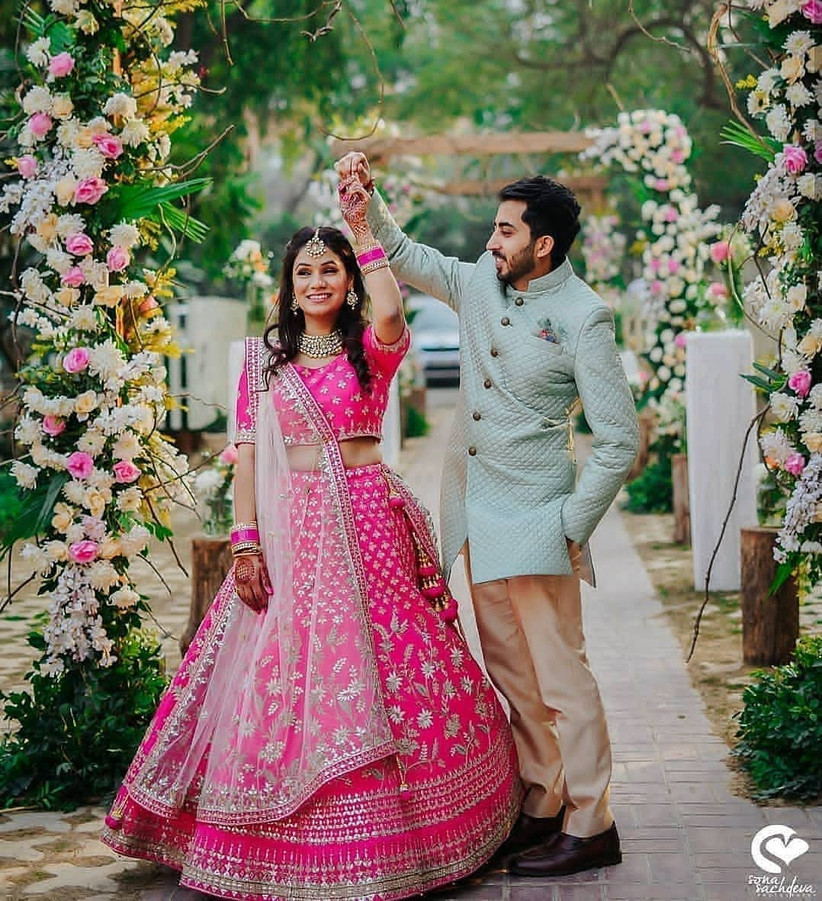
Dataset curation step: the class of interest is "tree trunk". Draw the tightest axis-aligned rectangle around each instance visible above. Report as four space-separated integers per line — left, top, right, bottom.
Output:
672 453 691 545
180 537 233 656
740 527 799 666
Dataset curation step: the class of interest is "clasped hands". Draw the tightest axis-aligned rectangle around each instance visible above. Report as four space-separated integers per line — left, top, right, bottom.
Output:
335 152 373 241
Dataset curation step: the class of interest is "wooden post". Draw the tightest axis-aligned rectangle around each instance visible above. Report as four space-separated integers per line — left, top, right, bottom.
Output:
672 453 691 545
627 409 656 482
180 536 233 656
740 527 799 665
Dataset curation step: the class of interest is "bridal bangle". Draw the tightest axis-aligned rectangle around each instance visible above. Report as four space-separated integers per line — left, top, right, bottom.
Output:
356 244 389 276
231 522 261 556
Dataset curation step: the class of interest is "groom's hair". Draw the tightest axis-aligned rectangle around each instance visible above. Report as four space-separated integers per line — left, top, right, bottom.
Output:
499 176 581 265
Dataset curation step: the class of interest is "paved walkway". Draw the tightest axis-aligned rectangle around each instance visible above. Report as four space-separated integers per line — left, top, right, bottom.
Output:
1 389 820 901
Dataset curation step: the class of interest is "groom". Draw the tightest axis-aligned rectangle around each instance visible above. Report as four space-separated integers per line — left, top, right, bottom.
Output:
336 154 639 877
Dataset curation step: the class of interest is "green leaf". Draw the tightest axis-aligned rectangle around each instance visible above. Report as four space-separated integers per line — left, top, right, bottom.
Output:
720 121 779 163
110 178 211 222
769 561 795 595
150 203 209 243
20 9 74 52
752 361 785 382
0 472 69 556
741 373 773 393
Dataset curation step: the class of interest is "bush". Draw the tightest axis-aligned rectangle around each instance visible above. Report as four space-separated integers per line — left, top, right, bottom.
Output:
0 625 166 810
734 634 822 801
622 456 673 513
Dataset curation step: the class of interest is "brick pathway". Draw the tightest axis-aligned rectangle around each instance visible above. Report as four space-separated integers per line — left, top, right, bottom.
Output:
1 388 820 901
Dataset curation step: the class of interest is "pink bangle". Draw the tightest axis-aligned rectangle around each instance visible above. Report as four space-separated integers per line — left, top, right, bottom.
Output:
356 246 386 268
230 527 259 545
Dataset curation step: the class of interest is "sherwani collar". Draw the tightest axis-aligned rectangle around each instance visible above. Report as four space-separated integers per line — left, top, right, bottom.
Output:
513 258 574 296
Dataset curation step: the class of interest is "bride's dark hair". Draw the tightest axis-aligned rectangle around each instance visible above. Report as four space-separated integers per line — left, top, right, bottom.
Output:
263 226 371 391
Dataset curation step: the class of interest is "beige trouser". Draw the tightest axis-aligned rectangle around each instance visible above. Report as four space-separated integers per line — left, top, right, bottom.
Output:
465 542 614 838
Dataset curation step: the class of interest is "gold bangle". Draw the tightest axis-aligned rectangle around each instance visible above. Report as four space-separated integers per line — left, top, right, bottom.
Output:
232 549 262 558
232 520 258 531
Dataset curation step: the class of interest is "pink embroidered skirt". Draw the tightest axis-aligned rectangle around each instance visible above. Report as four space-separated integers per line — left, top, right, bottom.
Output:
102 464 521 900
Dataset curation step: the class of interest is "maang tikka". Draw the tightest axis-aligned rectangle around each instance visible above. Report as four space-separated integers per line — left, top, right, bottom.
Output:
304 228 327 257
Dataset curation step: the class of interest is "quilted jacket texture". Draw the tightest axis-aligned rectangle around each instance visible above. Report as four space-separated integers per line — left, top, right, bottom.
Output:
367 192 640 585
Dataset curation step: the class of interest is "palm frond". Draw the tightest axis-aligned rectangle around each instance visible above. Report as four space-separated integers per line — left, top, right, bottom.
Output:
720 121 778 163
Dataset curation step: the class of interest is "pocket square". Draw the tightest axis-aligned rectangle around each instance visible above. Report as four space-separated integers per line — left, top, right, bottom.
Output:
536 317 560 344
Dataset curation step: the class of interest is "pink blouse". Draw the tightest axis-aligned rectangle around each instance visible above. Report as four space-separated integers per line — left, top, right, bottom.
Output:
235 325 409 446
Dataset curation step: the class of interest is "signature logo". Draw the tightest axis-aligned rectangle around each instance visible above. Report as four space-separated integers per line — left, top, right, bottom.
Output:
751 825 810 875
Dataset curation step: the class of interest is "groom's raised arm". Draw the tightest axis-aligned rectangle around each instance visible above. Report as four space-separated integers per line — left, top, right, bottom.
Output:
365 190 474 313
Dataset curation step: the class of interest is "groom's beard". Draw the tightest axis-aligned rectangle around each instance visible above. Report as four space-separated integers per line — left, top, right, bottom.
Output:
494 241 537 286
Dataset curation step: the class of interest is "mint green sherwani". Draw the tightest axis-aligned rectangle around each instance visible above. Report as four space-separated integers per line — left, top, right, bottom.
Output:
367 194 640 586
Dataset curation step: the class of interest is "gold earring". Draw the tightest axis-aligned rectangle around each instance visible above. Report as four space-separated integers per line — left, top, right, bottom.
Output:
291 293 299 313
346 289 358 309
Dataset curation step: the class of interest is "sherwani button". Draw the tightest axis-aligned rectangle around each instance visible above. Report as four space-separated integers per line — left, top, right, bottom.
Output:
468 446 477 456
490 347 499 357
483 379 492 389
514 297 524 306
472 411 481 421
501 317 510 326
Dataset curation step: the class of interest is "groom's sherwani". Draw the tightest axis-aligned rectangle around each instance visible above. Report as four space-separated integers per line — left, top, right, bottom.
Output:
367 193 639 585
367 190 640 840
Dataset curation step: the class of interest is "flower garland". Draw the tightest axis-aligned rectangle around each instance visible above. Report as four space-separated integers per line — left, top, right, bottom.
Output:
2 1 205 678
730 1 821 580
582 110 723 447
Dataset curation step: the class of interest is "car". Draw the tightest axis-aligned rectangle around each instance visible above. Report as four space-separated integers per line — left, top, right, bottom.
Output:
406 294 460 386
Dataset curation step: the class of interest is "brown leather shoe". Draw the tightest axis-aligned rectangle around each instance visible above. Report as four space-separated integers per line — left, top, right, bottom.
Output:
490 807 566 863
509 822 621 877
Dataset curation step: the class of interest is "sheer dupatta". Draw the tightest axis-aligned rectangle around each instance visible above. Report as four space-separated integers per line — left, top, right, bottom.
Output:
119 348 395 826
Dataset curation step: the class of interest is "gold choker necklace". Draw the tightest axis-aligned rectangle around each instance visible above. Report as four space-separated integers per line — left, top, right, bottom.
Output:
298 329 344 359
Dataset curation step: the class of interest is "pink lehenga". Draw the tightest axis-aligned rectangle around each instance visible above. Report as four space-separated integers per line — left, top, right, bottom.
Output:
102 326 522 900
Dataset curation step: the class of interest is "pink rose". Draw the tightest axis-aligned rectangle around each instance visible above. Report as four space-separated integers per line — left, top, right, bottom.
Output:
708 282 729 301
219 444 239 465
649 258 661 273
61 266 85 287
671 149 685 164
42 415 66 437
674 332 689 349
106 246 130 272
784 453 806 477
709 241 729 264
63 346 91 373
654 179 669 192
66 450 94 480
783 144 808 175
788 370 812 397
65 233 94 256
69 539 98 564
74 177 108 205
801 0 822 24
28 113 53 139
663 207 679 223
667 259 681 274
17 155 38 178
92 133 124 160
113 460 141 483
48 52 75 78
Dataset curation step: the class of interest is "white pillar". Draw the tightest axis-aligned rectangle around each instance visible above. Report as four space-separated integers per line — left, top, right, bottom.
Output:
685 330 759 591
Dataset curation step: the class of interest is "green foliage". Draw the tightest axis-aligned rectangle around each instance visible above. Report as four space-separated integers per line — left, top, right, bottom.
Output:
404 404 430 439
0 469 69 557
734 634 822 801
0 626 167 810
623 455 673 514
